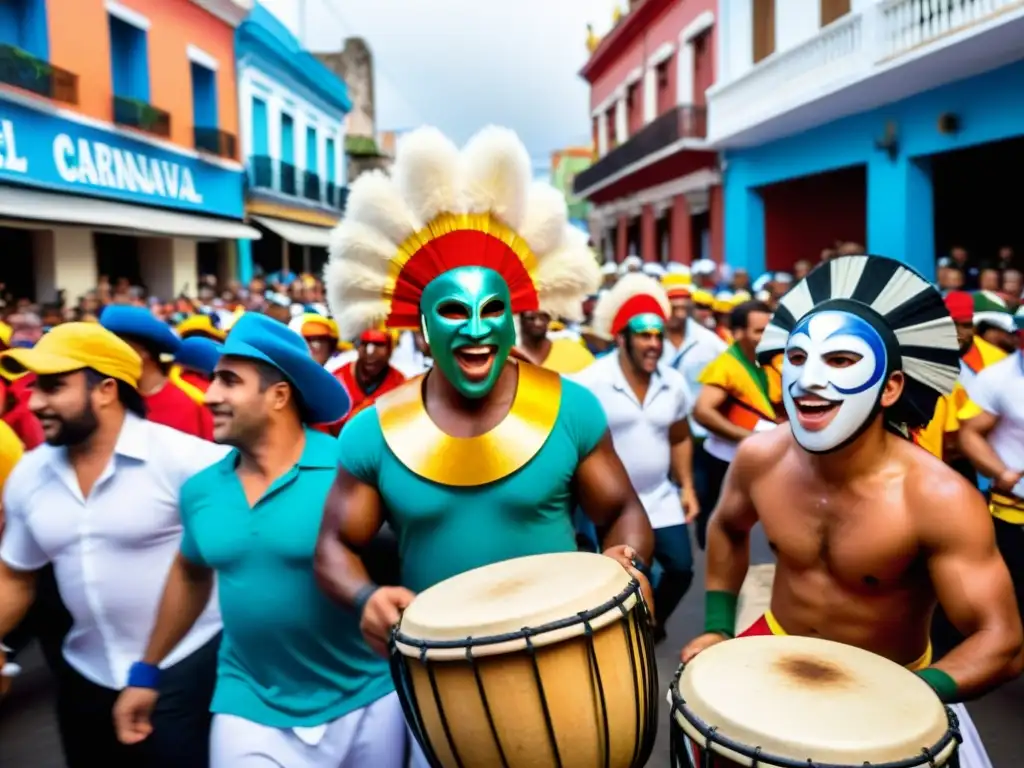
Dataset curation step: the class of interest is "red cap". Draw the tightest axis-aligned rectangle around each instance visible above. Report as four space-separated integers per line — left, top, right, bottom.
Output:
360 329 390 345
944 291 973 322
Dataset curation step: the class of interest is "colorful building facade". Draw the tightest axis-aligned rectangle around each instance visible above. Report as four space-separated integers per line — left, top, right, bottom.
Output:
550 146 593 229
235 2 351 284
574 0 722 266
0 0 255 303
711 0 1024 279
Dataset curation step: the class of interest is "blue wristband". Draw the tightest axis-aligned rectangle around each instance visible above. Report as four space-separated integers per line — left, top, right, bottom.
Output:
354 583 379 617
127 661 161 690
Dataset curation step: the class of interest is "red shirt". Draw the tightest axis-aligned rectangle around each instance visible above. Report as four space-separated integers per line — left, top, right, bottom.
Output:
318 362 406 436
145 381 214 440
2 375 44 450
180 369 211 394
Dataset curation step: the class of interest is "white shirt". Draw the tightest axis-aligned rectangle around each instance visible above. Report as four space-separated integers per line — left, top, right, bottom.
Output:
969 352 1024 496
664 318 728 439
573 353 692 529
0 414 228 689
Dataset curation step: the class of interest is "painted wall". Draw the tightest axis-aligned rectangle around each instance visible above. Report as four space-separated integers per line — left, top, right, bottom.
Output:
723 59 1024 279
588 0 717 109
44 0 239 153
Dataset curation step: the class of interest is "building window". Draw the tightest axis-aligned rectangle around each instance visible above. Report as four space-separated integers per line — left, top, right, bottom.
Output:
280 112 296 194
752 0 775 64
252 96 269 156
607 107 617 148
627 82 642 136
820 0 850 26
656 57 674 114
325 137 336 184
0 0 49 59
692 30 714 105
108 12 149 102
304 125 320 201
190 62 217 129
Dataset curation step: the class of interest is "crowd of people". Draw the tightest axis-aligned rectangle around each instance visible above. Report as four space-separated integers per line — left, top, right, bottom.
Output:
0 124 1021 768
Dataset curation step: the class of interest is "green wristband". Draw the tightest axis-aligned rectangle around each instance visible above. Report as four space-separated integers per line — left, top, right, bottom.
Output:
704 591 738 637
916 667 959 703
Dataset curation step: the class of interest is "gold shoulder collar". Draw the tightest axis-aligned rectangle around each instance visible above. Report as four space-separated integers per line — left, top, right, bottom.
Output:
377 362 562 487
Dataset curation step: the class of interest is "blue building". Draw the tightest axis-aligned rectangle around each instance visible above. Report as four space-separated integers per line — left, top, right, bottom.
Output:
0 0 256 304
235 2 351 285
707 0 1024 280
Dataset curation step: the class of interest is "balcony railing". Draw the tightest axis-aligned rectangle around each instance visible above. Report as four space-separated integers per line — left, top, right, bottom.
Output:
0 43 78 104
878 0 1023 58
194 127 237 159
112 95 171 138
247 156 347 210
573 105 707 195
303 171 322 202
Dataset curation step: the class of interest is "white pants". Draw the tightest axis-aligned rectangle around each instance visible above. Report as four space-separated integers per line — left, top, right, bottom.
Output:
950 703 993 768
211 691 415 768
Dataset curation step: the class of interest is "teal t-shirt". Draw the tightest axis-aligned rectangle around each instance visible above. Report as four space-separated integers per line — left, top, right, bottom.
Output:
179 429 393 728
339 378 608 593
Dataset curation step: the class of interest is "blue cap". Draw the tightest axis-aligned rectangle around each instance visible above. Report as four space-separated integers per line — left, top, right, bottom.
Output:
175 337 223 376
221 313 349 424
100 305 182 356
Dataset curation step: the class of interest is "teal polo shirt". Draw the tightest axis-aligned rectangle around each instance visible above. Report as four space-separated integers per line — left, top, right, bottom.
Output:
179 429 393 728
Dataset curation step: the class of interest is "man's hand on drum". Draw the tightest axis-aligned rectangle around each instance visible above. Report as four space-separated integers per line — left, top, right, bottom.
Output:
602 545 655 623
361 586 417 657
680 632 729 664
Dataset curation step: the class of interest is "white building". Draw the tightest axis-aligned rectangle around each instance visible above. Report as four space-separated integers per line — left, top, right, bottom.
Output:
711 0 1024 280
235 2 351 283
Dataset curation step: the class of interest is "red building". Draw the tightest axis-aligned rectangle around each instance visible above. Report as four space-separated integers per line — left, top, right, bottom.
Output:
575 0 721 266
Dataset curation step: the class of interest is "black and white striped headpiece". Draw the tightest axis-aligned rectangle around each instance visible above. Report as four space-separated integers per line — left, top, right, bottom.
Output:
756 255 960 430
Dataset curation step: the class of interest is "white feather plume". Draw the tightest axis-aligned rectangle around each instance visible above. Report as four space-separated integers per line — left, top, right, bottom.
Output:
519 182 569 256
591 273 670 339
391 126 462 224
342 171 421 246
459 126 531 230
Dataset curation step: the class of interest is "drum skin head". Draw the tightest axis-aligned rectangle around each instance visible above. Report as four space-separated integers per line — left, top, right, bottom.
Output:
674 635 952 765
397 552 634 655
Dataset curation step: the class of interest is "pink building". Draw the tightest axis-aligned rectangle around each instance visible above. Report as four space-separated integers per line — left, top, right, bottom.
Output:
576 0 721 265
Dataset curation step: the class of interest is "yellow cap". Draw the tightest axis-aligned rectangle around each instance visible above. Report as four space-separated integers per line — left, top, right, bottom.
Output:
176 314 226 341
300 313 339 340
731 290 752 306
691 289 715 308
661 273 692 298
0 322 142 388
0 321 11 349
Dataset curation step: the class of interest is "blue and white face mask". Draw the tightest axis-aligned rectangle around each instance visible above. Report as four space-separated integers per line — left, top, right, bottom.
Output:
782 310 888 453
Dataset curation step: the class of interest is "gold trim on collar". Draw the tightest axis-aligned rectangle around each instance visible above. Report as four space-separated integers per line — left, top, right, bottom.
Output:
377 362 562 487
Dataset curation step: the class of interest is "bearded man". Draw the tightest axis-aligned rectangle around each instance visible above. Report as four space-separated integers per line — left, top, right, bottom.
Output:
681 255 1022 768
313 126 655 661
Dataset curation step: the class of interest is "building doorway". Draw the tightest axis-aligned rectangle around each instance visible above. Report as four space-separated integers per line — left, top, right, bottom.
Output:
932 136 1024 267
94 232 142 287
0 226 35 304
760 165 866 272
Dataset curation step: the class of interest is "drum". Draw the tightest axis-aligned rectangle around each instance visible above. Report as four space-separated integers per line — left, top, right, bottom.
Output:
390 552 658 768
669 635 961 768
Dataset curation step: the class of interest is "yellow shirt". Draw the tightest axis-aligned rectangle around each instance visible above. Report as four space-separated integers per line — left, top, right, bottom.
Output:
540 338 596 374
913 385 963 461
0 419 24 494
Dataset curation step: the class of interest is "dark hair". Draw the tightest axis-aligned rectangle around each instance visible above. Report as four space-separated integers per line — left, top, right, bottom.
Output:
119 333 172 376
253 360 287 392
83 368 147 418
730 300 773 332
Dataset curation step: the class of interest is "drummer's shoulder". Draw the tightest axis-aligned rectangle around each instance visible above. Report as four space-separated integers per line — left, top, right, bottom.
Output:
557 376 610 450
734 427 792 472
898 437 991 528
336 406 385 473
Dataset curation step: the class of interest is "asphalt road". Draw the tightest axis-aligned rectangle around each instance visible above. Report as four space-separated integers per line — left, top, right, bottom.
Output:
1 527 1022 767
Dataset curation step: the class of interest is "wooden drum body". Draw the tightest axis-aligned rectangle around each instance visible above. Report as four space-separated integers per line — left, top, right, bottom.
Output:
669 636 961 768
390 552 658 768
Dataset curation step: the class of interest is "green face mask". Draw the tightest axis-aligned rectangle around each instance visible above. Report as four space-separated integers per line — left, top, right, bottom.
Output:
420 266 516 399
627 313 665 335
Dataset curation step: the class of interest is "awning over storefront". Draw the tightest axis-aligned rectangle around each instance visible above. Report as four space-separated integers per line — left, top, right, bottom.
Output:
0 186 261 240
251 215 334 248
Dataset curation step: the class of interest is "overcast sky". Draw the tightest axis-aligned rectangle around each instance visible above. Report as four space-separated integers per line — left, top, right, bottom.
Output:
260 0 619 172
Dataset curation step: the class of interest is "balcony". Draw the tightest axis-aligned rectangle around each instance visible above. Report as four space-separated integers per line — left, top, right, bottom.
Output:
573 105 707 196
0 43 78 104
707 0 1024 147
112 95 171 138
194 127 237 160
247 155 346 210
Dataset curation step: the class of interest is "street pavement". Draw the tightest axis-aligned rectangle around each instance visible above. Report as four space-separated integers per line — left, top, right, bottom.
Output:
1 526 1022 767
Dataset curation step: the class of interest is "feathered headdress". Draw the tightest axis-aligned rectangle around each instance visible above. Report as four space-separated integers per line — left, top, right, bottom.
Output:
324 126 601 339
756 255 960 430
591 273 671 340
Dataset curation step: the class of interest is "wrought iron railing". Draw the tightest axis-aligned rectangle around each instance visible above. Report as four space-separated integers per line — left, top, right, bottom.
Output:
0 43 78 104
194 127 237 159
112 95 171 138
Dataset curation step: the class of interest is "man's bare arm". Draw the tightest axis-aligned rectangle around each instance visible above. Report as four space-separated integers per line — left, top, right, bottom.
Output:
920 471 1024 698
669 420 695 490
575 433 655 565
959 410 1013 481
705 438 764 594
694 385 752 443
0 562 36 638
314 467 385 608
141 554 214 665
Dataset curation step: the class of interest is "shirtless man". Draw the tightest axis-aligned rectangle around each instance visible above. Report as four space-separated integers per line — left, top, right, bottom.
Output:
682 257 1021 741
